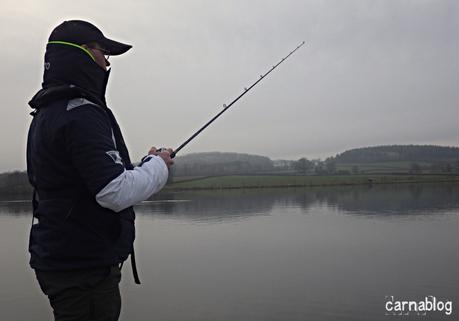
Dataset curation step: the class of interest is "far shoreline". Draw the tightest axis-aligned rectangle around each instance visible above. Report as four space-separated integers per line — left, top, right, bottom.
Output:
2 174 459 201
163 174 459 192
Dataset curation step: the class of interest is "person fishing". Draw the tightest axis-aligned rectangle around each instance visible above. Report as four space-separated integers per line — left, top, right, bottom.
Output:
26 20 174 321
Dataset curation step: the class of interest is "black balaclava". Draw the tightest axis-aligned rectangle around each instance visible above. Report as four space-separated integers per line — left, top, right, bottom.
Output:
31 42 133 169
42 43 110 104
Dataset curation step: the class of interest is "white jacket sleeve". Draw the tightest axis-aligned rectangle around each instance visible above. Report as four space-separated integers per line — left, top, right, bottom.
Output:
95 155 169 212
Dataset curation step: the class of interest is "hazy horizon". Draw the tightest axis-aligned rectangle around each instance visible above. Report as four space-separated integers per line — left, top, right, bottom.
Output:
2 0 458 172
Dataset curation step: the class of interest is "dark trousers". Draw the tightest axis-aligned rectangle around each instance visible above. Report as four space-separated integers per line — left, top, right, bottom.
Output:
35 266 122 321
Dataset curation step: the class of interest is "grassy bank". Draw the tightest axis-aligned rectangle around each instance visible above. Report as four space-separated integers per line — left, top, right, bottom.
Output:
166 174 459 191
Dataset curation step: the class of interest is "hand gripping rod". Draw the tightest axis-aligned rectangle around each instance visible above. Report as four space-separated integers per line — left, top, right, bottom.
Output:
170 41 305 158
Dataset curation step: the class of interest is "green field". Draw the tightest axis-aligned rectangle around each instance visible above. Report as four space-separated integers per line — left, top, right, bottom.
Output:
167 174 459 190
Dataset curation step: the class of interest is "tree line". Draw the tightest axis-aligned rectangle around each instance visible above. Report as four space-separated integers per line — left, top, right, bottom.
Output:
335 145 459 163
173 152 274 176
0 171 32 199
2 145 459 198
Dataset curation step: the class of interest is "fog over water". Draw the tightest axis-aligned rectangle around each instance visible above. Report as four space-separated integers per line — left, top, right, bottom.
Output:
1 0 458 172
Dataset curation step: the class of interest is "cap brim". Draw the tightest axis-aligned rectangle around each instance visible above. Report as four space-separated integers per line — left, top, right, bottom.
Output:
100 37 132 56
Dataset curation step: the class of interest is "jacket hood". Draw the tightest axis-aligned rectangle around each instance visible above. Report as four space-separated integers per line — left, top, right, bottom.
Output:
31 42 110 109
28 84 105 110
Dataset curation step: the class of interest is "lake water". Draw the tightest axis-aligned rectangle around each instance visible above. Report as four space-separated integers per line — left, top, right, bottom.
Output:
0 183 458 321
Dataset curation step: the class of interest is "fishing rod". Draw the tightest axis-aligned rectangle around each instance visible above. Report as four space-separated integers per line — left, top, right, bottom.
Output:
168 41 306 159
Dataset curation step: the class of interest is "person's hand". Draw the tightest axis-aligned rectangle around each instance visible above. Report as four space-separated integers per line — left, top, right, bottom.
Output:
148 147 174 168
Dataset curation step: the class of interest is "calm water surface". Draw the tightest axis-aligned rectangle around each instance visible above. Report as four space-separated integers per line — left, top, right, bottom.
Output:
0 183 458 321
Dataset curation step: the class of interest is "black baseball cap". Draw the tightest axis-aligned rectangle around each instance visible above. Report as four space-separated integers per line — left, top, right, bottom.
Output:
49 20 132 55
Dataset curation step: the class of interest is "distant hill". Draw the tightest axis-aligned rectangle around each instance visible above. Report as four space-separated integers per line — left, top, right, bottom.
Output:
335 145 459 163
174 152 274 176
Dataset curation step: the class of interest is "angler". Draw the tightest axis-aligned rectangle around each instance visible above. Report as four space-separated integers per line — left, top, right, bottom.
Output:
26 20 173 321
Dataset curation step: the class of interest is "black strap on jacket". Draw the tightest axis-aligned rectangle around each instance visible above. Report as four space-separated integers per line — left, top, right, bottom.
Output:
131 251 141 284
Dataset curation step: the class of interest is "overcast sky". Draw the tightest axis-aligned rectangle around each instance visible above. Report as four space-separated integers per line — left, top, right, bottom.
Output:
1 0 458 172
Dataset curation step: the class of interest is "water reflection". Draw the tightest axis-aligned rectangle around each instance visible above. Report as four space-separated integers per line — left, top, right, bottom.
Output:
136 183 459 221
2 183 459 221
315 183 459 217
0 200 32 217
135 190 278 223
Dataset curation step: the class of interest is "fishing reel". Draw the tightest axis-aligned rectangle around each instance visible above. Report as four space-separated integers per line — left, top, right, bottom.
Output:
156 148 176 158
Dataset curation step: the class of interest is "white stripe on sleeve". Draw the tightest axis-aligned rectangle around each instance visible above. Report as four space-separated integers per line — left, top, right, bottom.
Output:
96 155 168 212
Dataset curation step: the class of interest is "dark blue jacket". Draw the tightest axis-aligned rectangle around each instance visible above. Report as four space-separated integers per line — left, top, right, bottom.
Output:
27 43 136 271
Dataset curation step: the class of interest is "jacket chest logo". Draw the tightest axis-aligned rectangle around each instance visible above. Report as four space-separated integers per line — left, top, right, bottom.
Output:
106 150 123 166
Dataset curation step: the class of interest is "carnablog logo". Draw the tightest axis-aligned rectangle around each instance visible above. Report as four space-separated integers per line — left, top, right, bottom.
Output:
385 295 453 316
